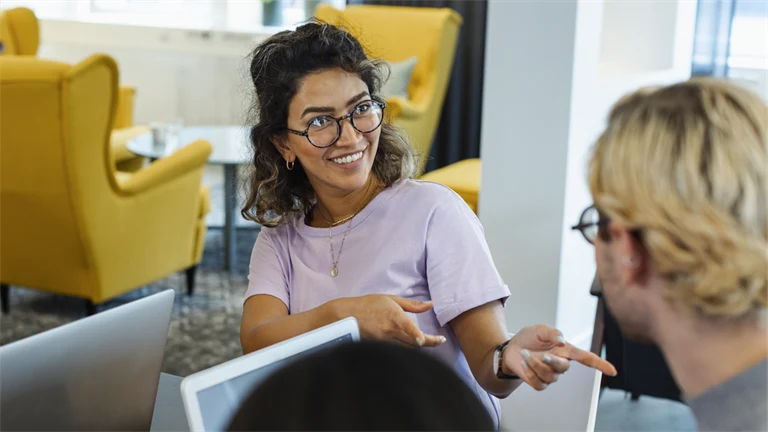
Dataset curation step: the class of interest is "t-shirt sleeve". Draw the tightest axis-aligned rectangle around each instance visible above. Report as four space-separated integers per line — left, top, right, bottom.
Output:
426 190 510 327
244 229 290 309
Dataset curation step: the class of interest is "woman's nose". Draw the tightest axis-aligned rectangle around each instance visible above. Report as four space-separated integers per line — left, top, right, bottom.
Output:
335 118 360 147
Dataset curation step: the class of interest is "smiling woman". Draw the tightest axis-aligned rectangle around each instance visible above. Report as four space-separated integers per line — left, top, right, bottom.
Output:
239 20 616 428
242 24 415 228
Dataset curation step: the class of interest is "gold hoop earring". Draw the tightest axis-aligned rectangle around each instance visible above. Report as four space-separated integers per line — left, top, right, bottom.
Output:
286 160 295 171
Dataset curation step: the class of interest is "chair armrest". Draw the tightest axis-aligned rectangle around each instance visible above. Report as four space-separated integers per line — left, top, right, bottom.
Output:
386 96 425 120
116 139 212 195
111 126 149 165
114 85 136 129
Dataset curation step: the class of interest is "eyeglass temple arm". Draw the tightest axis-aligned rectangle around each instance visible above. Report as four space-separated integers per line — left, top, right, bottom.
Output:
287 129 308 137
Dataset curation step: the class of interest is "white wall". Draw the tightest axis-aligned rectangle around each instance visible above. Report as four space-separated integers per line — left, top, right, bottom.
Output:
478 0 578 335
479 1 696 428
38 20 269 126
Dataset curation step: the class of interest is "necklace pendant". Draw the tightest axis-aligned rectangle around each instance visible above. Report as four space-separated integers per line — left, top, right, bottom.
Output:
331 266 338 277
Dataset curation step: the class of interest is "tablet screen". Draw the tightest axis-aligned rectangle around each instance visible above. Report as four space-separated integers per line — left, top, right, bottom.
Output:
196 334 353 431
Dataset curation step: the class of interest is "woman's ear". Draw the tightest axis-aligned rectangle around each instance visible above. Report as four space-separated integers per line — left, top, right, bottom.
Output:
271 135 296 164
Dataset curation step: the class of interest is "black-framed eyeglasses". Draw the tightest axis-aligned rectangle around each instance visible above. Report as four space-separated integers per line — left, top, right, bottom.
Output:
571 204 610 245
286 99 386 149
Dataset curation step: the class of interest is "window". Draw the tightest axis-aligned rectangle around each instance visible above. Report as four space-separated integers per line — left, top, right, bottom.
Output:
88 0 216 29
2 0 344 32
692 0 768 75
729 0 768 69
90 0 195 14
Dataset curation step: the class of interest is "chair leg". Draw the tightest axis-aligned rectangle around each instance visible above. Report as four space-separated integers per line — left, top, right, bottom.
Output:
85 300 97 316
1 284 9 314
631 393 640 402
186 265 198 296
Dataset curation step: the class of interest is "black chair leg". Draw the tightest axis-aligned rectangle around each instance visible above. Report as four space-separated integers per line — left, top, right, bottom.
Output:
85 300 97 316
1 284 9 314
186 265 198 296
631 393 640 402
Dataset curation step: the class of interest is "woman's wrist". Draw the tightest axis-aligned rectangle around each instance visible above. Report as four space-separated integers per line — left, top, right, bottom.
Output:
493 339 520 379
320 297 348 325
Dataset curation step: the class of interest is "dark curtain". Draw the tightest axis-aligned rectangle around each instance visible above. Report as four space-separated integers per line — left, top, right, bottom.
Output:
691 0 737 76
349 0 487 173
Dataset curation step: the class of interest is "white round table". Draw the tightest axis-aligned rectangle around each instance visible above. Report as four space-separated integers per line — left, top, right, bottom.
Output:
127 126 252 272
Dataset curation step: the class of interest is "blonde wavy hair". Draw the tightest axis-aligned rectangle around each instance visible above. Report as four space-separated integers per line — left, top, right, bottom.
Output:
589 77 767 318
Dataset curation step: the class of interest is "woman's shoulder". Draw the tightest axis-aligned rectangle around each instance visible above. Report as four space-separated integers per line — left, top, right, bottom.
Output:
391 179 471 211
256 214 303 242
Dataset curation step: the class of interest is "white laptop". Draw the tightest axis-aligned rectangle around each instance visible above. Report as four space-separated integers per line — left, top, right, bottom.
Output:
0 289 175 431
502 361 603 431
181 317 360 432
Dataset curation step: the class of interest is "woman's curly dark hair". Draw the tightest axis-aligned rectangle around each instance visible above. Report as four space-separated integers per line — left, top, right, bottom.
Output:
241 21 417 227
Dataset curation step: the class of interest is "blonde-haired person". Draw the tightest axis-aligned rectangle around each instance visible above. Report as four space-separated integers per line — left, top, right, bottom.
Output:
573 77 767 432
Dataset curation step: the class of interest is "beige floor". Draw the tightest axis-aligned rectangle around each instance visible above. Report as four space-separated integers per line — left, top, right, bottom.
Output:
596 389 696 431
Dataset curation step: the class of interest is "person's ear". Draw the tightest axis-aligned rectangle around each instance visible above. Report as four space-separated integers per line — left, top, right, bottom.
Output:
608 222 651 289
271 134 296 165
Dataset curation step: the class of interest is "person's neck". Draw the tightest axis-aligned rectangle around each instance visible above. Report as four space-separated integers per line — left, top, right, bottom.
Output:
653 305 768 399
313 175 380 226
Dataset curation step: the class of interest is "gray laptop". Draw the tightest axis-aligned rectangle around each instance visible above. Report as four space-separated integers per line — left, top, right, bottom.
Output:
0 289 175 431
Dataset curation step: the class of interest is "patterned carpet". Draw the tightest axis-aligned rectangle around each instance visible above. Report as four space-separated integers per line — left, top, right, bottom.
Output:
0 228 259 377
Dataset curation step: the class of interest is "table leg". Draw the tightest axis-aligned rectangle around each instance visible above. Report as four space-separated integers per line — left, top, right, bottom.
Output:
224 165 237 271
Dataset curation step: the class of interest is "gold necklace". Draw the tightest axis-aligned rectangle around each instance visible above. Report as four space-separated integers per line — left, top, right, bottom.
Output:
316 183 379 227
317 200 364 228
324 185 379 277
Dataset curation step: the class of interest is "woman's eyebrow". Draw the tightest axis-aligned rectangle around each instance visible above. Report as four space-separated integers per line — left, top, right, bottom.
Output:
300 91 370 119
345 91 370 107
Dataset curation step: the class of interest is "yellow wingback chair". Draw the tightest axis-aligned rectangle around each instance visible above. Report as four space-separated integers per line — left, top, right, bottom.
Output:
316 4 482 214
316 4 461 172
0 6 146 172
0 55 212 314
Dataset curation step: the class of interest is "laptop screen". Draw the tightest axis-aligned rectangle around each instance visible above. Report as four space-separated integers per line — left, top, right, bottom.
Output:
196 334 354 431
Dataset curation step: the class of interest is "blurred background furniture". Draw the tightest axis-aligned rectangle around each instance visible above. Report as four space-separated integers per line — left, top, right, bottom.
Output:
316 4 482 213
0 6 147 172
590 278 683 402
0 55 212 315
316 4 461 172
421 158 481 213
127 126 251 272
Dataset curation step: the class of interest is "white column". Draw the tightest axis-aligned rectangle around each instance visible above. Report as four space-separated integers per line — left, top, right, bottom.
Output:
478 1 695 427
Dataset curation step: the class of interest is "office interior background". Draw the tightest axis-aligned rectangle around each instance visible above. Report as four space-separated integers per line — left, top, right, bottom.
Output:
0 0 766 430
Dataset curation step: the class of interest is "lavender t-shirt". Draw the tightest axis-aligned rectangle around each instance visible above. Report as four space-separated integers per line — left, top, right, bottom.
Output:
245 179 511 426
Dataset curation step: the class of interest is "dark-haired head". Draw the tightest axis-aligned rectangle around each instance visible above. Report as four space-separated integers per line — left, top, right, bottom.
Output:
242 21 417 227
227 342 495 431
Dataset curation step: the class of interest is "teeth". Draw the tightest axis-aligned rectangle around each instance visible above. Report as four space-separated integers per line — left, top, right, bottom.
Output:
332 151 363 165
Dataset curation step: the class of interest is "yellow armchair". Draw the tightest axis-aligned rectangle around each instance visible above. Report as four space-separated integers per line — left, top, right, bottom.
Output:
0 55 211 314
0 6 145 172
316 4 462 173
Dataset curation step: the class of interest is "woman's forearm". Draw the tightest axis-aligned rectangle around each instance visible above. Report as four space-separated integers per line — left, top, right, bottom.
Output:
241 301 339 354
450 300 523 398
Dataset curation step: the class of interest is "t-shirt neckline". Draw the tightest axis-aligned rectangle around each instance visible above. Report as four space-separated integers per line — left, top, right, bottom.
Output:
295 180 405 237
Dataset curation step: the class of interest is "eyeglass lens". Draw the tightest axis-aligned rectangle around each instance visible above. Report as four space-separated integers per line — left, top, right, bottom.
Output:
581 206 601 242
306 101 383 147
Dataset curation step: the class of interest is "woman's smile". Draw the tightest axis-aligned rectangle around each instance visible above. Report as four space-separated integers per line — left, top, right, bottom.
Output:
327 145 369 170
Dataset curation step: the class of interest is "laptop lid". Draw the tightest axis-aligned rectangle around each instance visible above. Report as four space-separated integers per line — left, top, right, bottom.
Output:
181 317 360 432
0 289 175 431
502 361 603 431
